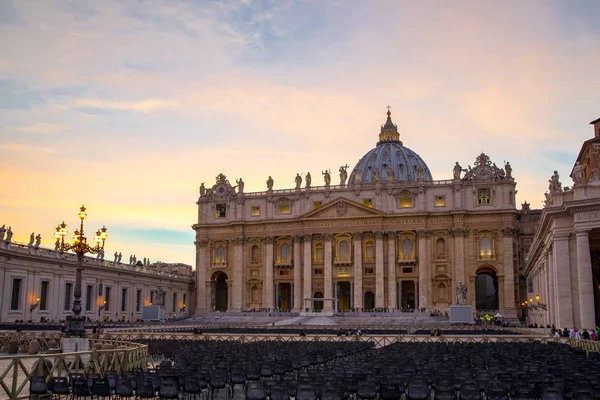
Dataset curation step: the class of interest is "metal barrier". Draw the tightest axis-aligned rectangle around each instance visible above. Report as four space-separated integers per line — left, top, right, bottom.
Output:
0 337 148 400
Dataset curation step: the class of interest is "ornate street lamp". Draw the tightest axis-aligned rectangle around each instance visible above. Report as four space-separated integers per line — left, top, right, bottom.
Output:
55 205 107 337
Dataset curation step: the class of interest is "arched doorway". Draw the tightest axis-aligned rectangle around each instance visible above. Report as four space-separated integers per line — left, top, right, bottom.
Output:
364 291 375 311
314 292 324 311
213 272 228 311
476 266 498 310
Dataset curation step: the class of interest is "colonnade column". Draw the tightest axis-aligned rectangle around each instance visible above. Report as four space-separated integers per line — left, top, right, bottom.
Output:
546 248 555 325
195 239 208 314
374 231 385 308
226 280 232 311
353 233 363 310
323 234 333 312
387 231 397 310
293 236 302 312
232 237 244 311
576 229 595 329
553 234 573 328
502 228 516 316
205 281 215 312
264 237 274 310
417 230 431 310
303 235 312 311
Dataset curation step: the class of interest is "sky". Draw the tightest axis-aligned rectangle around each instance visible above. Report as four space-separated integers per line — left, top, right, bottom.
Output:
1 0 600 267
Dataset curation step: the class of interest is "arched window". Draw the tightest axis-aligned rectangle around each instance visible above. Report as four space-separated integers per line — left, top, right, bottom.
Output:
436 238 445 258
365 241 374 260
251 245 260 264
216 246 225 264
402 239 413 260
314 243 323 262
339 240 349 260
479 237 492 259
280 243 290 261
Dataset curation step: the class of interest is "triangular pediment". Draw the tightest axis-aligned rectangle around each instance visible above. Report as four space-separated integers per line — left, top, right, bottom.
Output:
301 197 384 219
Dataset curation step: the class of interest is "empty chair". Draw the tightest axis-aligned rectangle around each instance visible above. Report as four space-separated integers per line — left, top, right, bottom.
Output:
541 387 564 400
50 376 70 399
357 382 378 400
246 381 266 400
159 378 179 400
91 378 112 400
380 384 402 400
183 377 203 400
296 383 317 400
72 378 91 400
136 378 156 399
29 376 49 400
115 378 134 399
408 381 429 400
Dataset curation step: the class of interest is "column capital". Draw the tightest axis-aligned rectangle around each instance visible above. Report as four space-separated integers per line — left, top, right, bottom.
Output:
417 229 433 238
293 235 303 242
385 231 396 238
374 231 385 239
302 234 312 242
196 239 210 247
264 236 275 243
449 228 470 237
352 232 362 240
575 229 591 237
502 227 517 237
323 233 333 241
231 237 245 245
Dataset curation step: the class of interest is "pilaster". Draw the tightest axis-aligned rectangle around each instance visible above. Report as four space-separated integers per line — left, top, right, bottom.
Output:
576 230 595 329
374 231 385 308
417 230 432 309
386 231 396 309
264 237 274 309
553 233 573 328
293 235 302 312
502 228 517 317
353 233 363 310
302 234 312 311
323 233 333 312
195 239 209 313
231 237 244 311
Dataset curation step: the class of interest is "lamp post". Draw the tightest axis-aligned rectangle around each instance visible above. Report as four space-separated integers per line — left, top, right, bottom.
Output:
55 205 107 337
30 297 40 322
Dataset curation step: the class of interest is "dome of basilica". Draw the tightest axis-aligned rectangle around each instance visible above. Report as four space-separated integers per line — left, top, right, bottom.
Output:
348 110 433 185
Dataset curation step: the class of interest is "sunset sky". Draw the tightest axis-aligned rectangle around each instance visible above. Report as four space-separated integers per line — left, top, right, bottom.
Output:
1 0 599 267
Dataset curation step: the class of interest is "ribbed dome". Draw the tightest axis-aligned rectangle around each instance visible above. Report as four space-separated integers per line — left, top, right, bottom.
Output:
349 110 433 185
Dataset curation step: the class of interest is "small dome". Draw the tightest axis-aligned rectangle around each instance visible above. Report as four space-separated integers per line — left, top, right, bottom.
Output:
349 110 433 184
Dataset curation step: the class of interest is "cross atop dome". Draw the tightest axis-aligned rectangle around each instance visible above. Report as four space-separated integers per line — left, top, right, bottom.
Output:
379 106 401 144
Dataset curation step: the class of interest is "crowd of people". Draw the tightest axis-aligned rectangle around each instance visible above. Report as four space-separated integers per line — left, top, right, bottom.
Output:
551 325 600 340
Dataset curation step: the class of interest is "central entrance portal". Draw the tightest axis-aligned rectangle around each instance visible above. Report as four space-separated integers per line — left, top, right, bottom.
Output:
278 282 292 311
337 282 351 311
215 273 228 311
401 281 416 310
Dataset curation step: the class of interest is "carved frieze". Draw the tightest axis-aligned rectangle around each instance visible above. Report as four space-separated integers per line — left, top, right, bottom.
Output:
196 239 210 247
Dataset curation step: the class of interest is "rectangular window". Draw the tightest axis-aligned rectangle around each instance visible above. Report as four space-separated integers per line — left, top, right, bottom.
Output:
402 267 413 274
313 201 322 209
10 278 22 311
314 268 323 275
364 267 374 274
121 288 128 312
278 204 291 214
136 290 142 312
363 199 373 208
64 283 73 311
40 281 49 311
399 197 413 208
251 206 260 216
172 293 177 313
105 287 111 311
216 204 227 218
85 285 93 311
478 188 491 204
434 196 445 207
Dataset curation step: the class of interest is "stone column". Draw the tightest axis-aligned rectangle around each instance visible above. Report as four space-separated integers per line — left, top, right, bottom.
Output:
414 280 419 310
302 235 312 311
374 231 385 308
417 230 431 310
226 280 232 311
353 233 363 310
546 248 556 325
387 231 397 310
553 234 573 328
293 236 302 312
502 228 516 316
453 229 466 287
324 234 333 312
232 237 244 311
264 237 275 310
576 230 595 329
398 281 402 310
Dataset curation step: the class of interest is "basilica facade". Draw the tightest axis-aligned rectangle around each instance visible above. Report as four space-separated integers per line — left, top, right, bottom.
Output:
194 111 520 319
